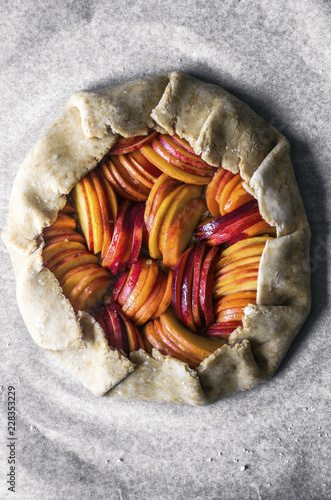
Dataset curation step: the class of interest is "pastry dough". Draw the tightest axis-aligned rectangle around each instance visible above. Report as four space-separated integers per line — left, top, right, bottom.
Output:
2 72 310 405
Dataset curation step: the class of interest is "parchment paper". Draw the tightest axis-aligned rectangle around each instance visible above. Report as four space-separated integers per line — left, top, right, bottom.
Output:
1 1 330 498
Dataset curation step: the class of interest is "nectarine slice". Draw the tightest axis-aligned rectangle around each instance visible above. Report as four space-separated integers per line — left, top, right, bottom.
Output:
59 264 103 296
158 134 210 169
132 270 165 325
206 168 226 217
158 184 203 254
47 212 77 231
43 241 86 265
123 259 159 317
214 275 259 298
109 131 157 155
49 251 99 279
148 184 185 259
72 180 94 252
141 144 212 185
163 197 205 268
150 139 215 177
151 268 173 320
129 150 162 182
153 318 202 368
71 275 112 313
159 307 225 362
67 267 111 306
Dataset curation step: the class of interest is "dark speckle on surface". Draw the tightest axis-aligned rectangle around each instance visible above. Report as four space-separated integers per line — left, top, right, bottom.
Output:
1 1 330 499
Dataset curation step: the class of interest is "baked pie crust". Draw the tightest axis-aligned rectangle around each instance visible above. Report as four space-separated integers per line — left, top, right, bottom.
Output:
2 72 311 405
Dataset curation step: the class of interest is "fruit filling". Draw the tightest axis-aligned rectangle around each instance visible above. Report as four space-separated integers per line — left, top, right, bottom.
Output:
42 132 275 363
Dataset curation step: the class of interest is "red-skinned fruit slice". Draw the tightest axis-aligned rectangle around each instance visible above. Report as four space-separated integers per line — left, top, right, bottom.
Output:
169 134 196 155
109 131 158 155
199 246 220 327
127 203 145 269
171 246 193 323
206 321 242 339
157 134 210 169
195 200 258 241
191 242 207 331
115 259 143 306
180 246 196 331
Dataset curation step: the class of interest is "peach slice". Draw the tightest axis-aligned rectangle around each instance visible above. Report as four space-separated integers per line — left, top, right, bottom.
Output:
206 168 227 217
141 144 212 185
153 318 202 368
218 173 242 214
215 291 257 305
109 155 149 201
144 175 181 237
158 134 210 169
215 296 257 315
71 275 112 313
199 246 219 327
223 181 254 213
158 184 203 255
192 242 208 331
90 169 116 260
215 255 262 278
143 321 177 359
180 245 196 331
132 269 165 325
213 275 259 298
206 321 242 339
150 139 216 177
49 250 99 279
117 153 154 190
159 307 225 362
109 131 158 155
115 260 143 306
43 232 86 246
47 212 77 231
171 246 193 322
42 241 86 266
227 220 274 245
170 134 196 155
71 179 94 252
67 267 111 307
59 203 76 215
215 170 235 205
101 159 141 202
123 259 159 318
163 197 205 268
102 200 132 272
129 150 162 182
59 264 102 296
148 184 185 259
215 236 272 271
119 260 150 313
151 268 173 319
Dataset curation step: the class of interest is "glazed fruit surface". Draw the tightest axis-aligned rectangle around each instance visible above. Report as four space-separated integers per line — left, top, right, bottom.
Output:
42 132 276 365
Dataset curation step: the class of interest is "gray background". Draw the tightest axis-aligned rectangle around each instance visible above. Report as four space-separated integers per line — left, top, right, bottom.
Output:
1 1 330 499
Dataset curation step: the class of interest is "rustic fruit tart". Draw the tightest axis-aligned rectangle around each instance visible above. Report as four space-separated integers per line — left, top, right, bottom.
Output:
2 72 310 405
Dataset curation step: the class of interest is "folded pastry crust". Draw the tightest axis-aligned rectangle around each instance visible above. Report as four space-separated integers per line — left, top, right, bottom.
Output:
2 72 311 404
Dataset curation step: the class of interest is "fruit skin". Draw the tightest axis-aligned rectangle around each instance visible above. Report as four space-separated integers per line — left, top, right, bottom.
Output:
162 197 205 268
95 299 146 356
157 134 210 169
144 307 225 368
109 131 158 155
102 201 144 275
171 243 218 331
140 143 214 185
113 258 172 326
72 168 117 255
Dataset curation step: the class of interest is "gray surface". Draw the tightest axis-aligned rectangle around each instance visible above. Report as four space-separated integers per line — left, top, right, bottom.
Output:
0 1 330 499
